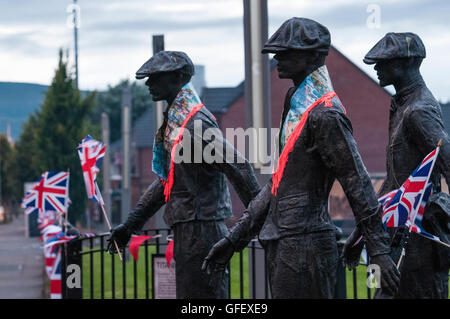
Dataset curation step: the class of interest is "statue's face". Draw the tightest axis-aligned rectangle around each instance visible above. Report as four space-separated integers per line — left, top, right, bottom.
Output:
273 50 315 79
145 71 180 101
374 59 404 87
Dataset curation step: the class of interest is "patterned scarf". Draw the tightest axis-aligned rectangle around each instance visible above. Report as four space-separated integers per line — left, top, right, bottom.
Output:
280 65 334 151
271 66 337 195
152 82 202 181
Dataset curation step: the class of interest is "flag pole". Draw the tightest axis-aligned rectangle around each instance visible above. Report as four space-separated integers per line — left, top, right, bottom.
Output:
416 231 450 248
100 203 123 261
96 183 122 261
64 169 70 234
396 139 442 269
78 136 123 261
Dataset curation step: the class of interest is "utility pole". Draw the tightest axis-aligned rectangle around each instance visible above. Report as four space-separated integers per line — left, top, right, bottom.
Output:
243 0 271 298
101 113 112 228
244 0 270 171
0 141 3 218
121 86 132 223
73 0 79 89
151 34 169 232
0 141 2 205
153 35 165 128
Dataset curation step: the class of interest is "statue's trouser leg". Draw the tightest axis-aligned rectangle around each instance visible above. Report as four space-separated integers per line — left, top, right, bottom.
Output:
265 230 338 299
173 219 230 299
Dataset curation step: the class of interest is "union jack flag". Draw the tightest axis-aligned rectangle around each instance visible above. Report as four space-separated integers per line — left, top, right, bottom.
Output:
21 190 38 215
44 239 59 277
40 224 62 241
49 246 62 299
44 232 77 249
379 146 443 243
77 135 105 204
37 210 58 227
22 172 70 214
21 182 39 215
44 246 57 277
405 183 441 242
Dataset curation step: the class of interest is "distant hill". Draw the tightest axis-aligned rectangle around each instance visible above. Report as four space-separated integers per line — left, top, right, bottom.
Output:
0 82 49 141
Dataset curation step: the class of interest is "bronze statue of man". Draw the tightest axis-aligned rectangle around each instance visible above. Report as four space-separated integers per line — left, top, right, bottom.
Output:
107 51 261 298
203 18 400 298
343 32 450 298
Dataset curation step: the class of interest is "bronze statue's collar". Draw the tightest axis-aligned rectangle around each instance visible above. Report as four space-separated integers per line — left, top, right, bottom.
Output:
393 77 425 105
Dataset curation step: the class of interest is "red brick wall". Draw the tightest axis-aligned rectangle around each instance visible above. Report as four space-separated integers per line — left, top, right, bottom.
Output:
132 147 156 207
219 95 246 130
326 47 391 173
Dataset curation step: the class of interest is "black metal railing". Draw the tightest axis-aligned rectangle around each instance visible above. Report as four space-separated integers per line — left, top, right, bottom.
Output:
59 228 379 299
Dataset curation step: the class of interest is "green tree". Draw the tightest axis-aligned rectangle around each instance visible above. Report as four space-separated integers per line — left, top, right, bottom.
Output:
92 80 153 142
8 114 41 200
12 50 97 223
0 134 12 203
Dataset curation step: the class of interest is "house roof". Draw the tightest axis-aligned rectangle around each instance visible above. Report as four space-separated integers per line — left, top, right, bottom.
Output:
329 45 392 97
110 106 157 152
199 60 279 116
133 106 156 148
201 85 243 115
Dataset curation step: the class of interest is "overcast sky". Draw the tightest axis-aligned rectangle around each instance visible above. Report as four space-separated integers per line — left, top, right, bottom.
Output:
1 0 449 101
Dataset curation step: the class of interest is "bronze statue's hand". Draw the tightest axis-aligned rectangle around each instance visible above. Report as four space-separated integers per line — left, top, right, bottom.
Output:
107 224 131 254
370 253 400 296
202 238 235 275
341 227 364 270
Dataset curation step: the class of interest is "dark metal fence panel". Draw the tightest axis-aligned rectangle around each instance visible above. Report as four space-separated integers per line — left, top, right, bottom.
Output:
61 240 83 299
62 229 386 299
248 239 270 298
100 237 105 299
89 237 94 299
122 248 127 299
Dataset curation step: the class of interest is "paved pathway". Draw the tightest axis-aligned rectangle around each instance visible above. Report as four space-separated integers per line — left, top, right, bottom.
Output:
0 214 45 298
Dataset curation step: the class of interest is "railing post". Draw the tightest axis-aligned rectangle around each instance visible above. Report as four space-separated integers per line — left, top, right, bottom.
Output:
248 240 268 298
61 240 83 299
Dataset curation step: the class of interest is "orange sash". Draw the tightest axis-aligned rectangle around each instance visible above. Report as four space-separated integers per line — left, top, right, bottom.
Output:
162 103 204 202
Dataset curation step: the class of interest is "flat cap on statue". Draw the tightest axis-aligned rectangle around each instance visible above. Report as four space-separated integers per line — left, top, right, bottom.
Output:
363 32 426 64
261 17 331 54
135 51 195 79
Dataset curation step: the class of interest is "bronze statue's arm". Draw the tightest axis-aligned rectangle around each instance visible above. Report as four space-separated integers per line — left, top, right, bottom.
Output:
226 183 272 251
311 110 391 257
123 178 166 233
202 183 270 274
189 114 261 207
212 136 262 207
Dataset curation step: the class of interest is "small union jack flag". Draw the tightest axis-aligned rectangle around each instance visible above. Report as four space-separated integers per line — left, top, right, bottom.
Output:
41 226 61 276
353 146 446 248
379 146 443 243
49 246 62 299
44 245 57 277
37 210 58 226
77 135 105 204
44 232 77 249
21 187 38 215
405 183 442 243
23 172 70 214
